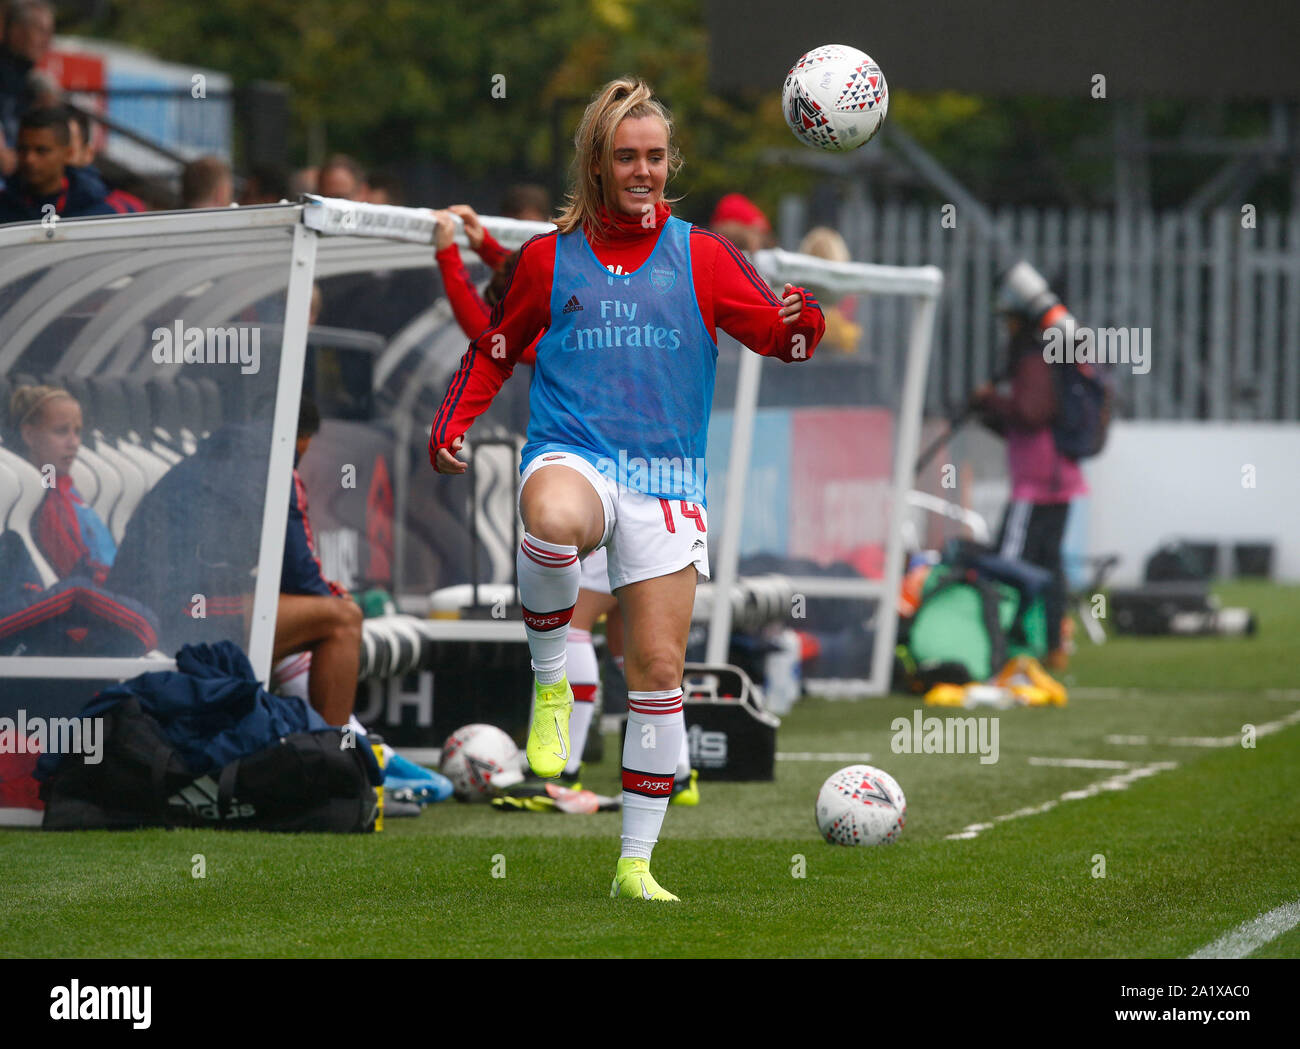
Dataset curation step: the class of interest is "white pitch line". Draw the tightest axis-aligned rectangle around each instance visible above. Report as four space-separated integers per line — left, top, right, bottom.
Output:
1189 898 1300 959
1105 707 1300 748
946 761 1178 840
776 752 872 762
1106 734 1234 748
1069 687 1149 700
1028 756 1137 770
1073 687 1300 703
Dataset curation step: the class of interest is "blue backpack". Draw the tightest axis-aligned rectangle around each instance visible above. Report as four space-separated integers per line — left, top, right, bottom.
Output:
1051 359 1113 461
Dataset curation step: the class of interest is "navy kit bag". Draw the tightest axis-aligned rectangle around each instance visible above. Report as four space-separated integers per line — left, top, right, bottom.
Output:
36 641 383 832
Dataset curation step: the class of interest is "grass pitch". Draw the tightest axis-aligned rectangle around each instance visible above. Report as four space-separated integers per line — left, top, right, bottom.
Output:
2 581 1298 958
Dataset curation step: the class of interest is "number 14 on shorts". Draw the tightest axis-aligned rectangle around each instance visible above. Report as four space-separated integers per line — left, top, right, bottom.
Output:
659 499 705 533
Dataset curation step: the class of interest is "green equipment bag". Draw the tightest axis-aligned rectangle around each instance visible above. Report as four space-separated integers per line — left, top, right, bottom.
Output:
905 557 1048 686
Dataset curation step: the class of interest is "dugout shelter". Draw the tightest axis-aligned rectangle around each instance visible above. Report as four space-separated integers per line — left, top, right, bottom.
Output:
0 198 942 752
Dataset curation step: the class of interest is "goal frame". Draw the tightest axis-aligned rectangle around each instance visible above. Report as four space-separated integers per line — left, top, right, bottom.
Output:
704 249 944 695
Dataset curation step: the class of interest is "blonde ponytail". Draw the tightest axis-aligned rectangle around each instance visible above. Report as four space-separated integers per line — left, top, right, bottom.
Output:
554 77 682 236
9 384 72 430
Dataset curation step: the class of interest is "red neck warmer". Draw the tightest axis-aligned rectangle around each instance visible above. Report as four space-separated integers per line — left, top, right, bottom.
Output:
587 200 672 244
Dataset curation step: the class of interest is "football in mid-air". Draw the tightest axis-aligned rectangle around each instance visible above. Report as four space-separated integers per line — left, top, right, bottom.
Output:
782 44 889 152
816 764 906 845
439 724 523 801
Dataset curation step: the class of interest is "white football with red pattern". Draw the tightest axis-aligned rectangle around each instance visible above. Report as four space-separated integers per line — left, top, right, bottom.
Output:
782 44 889 153
816 764 906 845
439 723 523 802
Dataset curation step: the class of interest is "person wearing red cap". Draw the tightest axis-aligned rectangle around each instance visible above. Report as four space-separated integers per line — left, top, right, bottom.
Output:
430 77 824 904
709 192 774 253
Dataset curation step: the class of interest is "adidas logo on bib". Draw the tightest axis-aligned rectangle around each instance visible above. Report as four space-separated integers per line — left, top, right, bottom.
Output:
562 295 584 313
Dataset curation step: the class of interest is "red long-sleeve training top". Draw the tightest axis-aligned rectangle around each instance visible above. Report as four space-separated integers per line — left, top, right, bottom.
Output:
429 202 824 461
435 234 538 364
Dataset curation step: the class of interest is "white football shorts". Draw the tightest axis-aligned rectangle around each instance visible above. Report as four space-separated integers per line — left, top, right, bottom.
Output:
579 545 612 595
519 451 710 591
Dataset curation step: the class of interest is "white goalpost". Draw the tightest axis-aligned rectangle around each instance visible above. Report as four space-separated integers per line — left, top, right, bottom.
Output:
705 249 944 696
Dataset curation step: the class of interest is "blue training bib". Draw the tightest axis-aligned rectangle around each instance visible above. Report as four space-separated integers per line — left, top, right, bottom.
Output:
70 484 116 568
522 216 717 505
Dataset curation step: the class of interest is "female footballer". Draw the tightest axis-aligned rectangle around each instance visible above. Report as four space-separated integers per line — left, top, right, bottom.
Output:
431 77 823 901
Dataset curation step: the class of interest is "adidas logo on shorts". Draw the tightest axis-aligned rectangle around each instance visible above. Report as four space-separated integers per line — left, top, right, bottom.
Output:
562 295 584 314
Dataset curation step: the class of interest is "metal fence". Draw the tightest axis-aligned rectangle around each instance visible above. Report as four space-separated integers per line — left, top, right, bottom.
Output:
824 198 1300 421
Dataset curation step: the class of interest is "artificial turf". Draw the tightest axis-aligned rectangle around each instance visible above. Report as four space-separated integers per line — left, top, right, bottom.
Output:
2 583 1297 958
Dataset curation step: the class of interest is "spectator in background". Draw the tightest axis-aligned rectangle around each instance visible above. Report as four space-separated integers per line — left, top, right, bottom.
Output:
26 66 57 106
499 182 550 223
315 160 431 337
180 155 233 208
365 172 403 206
797 226 862 353
66 106 147 213
8 384 116 584
271 396 362 726
317 154 367 201
709 192 774 253
63 105 91 165
238 164 291 205
972 302 1087 670
0 106 114 222
290 166 317 197
0 0 54 178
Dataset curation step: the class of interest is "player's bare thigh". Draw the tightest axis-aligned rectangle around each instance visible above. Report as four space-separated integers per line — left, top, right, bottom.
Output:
616 563 696 693
519 464 605 552
273 593 362 660
573 588 619 631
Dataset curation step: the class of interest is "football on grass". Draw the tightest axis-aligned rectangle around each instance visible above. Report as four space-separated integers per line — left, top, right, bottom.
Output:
816 764 906 845
439 724 523 801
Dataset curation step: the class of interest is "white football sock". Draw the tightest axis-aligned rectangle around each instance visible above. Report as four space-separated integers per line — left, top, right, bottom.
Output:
567 686 596 775
565 627 599 774
620 689 684 861
517 532 579 685
676 725 692 780
270 652 311 701
566 627 600 684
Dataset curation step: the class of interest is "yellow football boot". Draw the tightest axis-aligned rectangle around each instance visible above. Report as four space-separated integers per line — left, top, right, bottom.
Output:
610 857 679 902
527 677 574 778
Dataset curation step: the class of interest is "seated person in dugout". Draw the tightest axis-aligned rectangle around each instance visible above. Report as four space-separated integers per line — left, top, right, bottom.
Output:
8 384 115 584
272 396 362 726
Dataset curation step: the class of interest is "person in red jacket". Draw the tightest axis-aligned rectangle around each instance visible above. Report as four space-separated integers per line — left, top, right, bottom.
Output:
431 205 536 365
9 384 115 584
430 77 823 902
